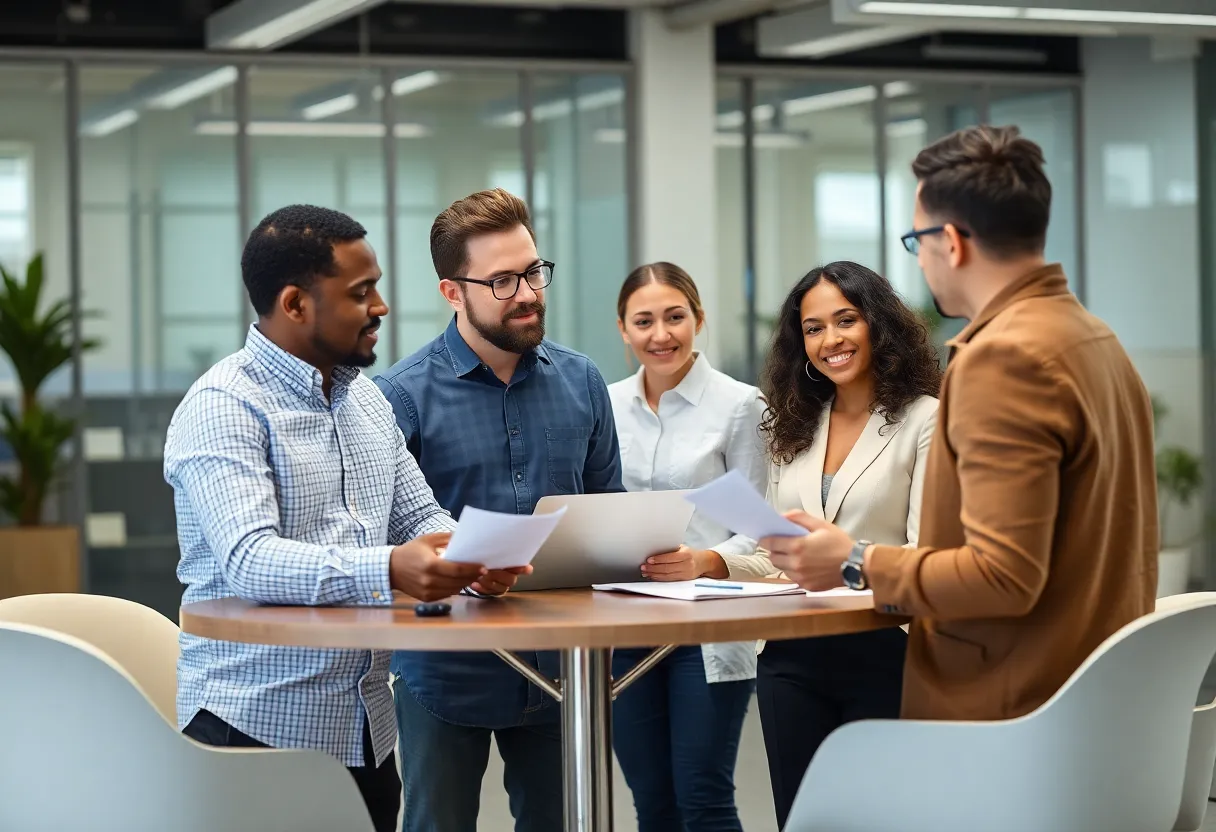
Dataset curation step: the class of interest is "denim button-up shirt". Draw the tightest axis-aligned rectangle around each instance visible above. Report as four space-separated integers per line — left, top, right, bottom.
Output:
374 318 623 727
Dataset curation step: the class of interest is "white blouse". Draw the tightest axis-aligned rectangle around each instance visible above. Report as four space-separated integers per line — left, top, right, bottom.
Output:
608 353 768 683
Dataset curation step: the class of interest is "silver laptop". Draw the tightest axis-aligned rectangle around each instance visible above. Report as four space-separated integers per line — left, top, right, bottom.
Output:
510 490 696 591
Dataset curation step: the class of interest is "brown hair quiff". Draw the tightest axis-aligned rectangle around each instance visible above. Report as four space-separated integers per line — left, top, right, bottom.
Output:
912 124 1051 260
430 188 535 282
617 262 705 324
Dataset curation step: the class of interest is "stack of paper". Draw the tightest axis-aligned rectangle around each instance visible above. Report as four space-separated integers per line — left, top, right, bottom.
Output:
592 578 804 601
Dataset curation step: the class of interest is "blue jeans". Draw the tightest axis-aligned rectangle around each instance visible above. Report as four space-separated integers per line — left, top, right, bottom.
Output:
612 645 755 832
394 679 563 832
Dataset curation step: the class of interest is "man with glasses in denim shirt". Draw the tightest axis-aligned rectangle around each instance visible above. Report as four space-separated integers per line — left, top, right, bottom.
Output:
374 189 623 832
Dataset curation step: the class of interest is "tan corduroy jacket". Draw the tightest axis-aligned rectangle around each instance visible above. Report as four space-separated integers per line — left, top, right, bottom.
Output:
867 264 1158 721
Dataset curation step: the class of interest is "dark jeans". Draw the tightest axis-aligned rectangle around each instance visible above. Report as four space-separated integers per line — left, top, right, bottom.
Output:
183 708 400 832
612 645 755 832
756 628 906 830
394 680 563 832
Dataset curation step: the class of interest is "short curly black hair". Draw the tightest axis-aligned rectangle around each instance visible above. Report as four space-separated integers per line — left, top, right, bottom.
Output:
241 204 367 316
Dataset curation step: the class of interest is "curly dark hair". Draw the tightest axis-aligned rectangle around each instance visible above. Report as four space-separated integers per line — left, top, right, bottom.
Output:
760 261 942 465
241 204 367 316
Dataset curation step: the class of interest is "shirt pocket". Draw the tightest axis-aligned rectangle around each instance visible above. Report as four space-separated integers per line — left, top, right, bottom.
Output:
546 426 592 494
669 430 723 489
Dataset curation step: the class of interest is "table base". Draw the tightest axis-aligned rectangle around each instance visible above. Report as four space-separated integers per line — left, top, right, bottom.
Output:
492 645 676 832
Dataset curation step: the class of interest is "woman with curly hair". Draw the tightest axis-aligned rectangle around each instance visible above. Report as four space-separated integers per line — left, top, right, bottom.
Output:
752 261 942 829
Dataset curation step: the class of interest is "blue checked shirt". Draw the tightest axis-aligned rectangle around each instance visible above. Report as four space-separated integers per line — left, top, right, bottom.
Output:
164 324 456 767
374 317 623 727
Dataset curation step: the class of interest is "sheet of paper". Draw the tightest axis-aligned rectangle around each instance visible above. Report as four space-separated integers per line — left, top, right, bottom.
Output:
684 469 808 540
592 579 804 601
442 505 567 569
804 587 874 598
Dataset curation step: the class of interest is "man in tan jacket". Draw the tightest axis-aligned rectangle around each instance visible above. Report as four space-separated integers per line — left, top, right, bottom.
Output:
762 124 1158 722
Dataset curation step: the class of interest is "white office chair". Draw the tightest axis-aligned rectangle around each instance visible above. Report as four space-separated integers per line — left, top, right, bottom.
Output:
1157 592 1216 832
0 592 180 722
784 596 1216 832
0 622 374 832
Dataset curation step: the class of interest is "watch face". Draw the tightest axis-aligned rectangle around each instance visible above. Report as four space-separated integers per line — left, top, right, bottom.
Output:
841 562 864 589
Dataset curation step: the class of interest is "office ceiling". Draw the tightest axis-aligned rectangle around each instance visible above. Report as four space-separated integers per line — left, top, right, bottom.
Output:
0 0 1085 75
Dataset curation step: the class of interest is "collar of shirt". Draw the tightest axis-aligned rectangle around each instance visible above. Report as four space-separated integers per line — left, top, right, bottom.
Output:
945 263 1070 351
244 324 360 407
629 351 712 407
441 315 552 382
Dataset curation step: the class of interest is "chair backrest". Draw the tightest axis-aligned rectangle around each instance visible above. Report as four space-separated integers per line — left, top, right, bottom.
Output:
1157 591 1216 613
994 598 1216 831
0 622 374 832
0 593 180 722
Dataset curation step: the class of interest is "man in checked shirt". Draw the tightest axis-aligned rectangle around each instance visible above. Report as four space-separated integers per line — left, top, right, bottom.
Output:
164 204 528 832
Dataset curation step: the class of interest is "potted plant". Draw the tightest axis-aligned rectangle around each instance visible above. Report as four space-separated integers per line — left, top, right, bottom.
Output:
0 252 97 599
1152 395 1204 597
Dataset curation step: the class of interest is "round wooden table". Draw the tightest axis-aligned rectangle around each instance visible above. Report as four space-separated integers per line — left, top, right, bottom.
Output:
181 588 905 832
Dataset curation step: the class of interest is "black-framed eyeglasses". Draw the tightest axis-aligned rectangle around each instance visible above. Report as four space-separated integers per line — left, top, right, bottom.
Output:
900 225 971 255
452 261 555 300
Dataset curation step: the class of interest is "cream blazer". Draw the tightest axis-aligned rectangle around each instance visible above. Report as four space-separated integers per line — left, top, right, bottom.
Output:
725 394 939 580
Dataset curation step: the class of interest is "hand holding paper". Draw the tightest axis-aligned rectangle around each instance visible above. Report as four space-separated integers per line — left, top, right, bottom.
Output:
442 504 567 569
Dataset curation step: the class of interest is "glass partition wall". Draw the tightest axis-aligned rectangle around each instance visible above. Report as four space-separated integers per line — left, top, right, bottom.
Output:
0 55 630 617
717 69 1082 382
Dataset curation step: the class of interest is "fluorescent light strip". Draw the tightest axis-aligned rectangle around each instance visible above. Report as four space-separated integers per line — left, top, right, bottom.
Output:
300 92 358 120
144 66 237 111
858 2 1021 18
1023 8 1216 25
858 2 1216 26
145 66 238 110
391 70 444 97
490 87 625 127
594 127 805 149
81 109 139 137
195 119 429 138
780 26 922 57
223 0 378 49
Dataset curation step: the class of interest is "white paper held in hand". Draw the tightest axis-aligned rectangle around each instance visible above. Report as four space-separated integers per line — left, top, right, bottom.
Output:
685 470 807 540
441 504 568 569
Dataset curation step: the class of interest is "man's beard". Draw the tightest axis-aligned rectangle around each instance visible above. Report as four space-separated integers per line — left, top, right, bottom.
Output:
467 301 546 354
314 319 379 369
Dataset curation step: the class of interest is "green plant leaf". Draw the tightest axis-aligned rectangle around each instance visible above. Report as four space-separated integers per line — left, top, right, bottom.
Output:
0 251 98 526
1158 445 1203 507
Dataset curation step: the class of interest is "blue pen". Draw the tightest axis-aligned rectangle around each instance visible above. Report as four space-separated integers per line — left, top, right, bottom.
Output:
695 581 744 590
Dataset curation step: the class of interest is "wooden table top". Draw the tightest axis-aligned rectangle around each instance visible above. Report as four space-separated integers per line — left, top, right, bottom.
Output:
180 588 907 651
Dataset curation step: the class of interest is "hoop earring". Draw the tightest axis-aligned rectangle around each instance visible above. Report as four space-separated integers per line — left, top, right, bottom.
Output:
805 361 822 382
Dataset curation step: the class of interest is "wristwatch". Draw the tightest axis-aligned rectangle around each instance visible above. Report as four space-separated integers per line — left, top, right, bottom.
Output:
841 539 872 590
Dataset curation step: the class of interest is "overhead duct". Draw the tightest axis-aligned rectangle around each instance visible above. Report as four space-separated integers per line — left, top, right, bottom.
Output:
758 2 933 58
830 0 1216 37
206 0 389 50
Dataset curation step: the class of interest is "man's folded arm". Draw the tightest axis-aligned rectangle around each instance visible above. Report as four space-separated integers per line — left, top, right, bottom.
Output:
867 340 1071 619
165 387 393 606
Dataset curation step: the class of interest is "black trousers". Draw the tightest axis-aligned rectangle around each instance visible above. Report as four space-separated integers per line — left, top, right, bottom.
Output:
756 628 907 830
183 709 401 832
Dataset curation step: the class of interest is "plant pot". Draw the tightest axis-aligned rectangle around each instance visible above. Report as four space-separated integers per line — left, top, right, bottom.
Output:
1157 547 1191 599
0 526 81 600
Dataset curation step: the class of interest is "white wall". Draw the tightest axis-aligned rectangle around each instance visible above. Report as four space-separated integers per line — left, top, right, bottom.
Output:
1082 36 1204 566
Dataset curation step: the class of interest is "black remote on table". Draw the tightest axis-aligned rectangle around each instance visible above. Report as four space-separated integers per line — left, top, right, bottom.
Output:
414 602 452 617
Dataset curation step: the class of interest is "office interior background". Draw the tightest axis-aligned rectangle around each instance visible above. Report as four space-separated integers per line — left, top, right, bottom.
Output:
0 0 1212 627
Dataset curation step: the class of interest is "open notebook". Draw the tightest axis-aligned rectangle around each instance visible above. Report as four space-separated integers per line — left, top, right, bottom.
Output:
592 578 805 601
